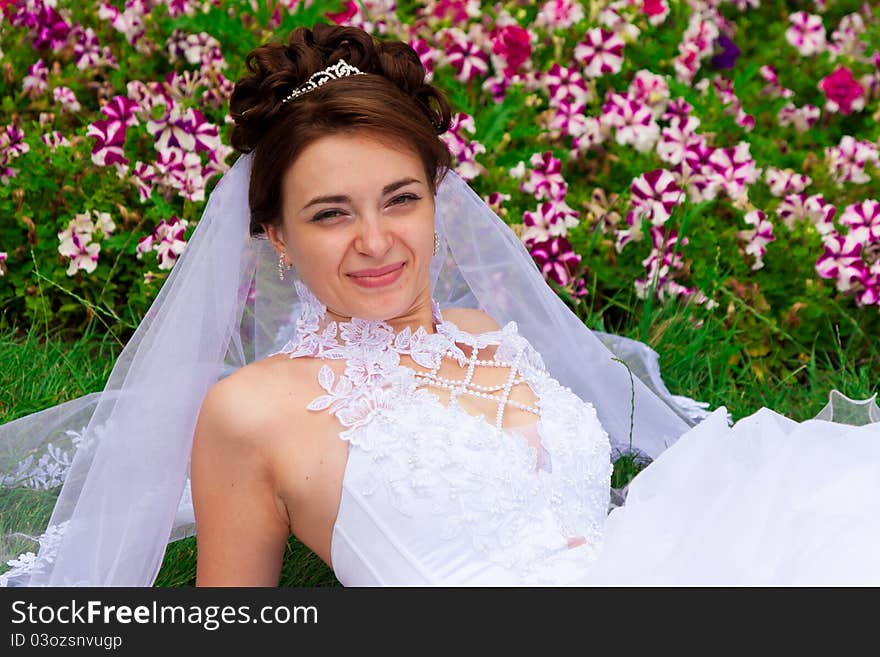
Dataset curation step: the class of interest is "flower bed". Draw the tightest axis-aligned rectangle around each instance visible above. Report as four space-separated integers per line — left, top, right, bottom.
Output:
0 0 878 378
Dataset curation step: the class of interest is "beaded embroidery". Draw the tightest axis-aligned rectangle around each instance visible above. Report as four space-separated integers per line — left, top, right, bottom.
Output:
270 280 614 583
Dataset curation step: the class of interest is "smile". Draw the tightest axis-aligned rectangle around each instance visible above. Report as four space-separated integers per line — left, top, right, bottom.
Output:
348 262 406 288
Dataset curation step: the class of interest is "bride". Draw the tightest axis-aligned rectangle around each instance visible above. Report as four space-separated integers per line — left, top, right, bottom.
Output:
2 24 879 587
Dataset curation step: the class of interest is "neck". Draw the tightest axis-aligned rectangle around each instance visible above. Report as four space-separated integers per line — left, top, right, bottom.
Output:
294 279 442 336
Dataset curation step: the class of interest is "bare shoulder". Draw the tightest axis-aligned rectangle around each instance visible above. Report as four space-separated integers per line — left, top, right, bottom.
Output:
196 354 314 450
441 306 503 333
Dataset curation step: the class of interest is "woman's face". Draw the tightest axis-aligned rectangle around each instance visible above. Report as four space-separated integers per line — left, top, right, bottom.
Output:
267 132 436 323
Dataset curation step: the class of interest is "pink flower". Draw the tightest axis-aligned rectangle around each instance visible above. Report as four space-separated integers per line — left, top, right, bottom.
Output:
816 233 865 292
22 59 48 96
765 168 811 197
522 200 580 244
601 93 659 152
86 119 127 168
534 0 585 31
825 136 878 185
642 0 669 26
41 131 71 149
528 236 581 286
786 12 826 56
444 29 490 83
819 66 865 115
634 227 691 301
101 95 140 127
520 151 568 201
543 63 592 107
627 169 684 227
574 28 624 79
490 24 532 77
738 210 775 270
777 103 820 132
325 0 358 24
840 200 880 245
53 86 81 113
707 142 762 200
627 70 669 118
656 117 702 166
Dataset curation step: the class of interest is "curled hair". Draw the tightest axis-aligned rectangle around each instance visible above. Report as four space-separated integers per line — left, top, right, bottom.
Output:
229 24 454 238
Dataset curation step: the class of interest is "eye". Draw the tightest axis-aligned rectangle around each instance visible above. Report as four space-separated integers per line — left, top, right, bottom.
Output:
390 193 419 206
311 210 344 223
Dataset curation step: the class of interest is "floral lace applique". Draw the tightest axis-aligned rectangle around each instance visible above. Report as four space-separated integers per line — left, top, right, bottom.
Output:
270 279 613 580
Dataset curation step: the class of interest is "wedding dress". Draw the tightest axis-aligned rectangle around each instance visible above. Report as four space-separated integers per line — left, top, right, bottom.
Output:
268 279 880 586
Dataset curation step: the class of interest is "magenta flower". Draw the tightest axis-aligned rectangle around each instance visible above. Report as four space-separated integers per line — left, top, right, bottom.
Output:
41 131 71 149
490 24 532 78
707 143 762 201
22 59 48 96
642 0 669 26
825 136 878 185
601 93 659 153
854 266 880 307
520 151 568 201
786 12 826 56
52 86 81 113
101 96 140 127
759 66 794 99
627 169 684 227
23 2 71 51
444 29 490 83
0 123 30 184
58 220 102 277
656 117 702 166
439 113 486 182
777 103 820 132
634 227 690 301
776 193 837 232
738 210 775 270
409 37 440 82
534 0 585 31
627 70 670 118
87 119 127 168
574 28 625 79
131 161 157 203
816 233 865 292
765 168 811 197
819 66 865 115
522 200 580 244
72 25 116 70
528 236 581 286
840 200 880 245
543 63 592 108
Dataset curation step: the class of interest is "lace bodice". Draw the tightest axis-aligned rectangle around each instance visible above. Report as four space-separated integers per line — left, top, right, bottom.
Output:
270 281 614 586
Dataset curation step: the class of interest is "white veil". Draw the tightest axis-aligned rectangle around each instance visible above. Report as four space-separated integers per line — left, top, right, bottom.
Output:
0 148 707 586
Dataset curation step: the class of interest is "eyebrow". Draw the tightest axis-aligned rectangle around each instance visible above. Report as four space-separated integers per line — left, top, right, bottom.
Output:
300 178 423 212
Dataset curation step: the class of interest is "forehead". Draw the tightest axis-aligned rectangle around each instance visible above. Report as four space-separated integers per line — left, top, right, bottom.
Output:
283 133 425 199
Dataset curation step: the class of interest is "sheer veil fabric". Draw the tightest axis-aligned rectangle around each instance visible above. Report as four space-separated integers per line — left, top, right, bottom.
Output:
2 151 877 586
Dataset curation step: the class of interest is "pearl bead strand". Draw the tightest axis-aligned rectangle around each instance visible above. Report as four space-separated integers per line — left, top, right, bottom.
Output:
413 342 541 430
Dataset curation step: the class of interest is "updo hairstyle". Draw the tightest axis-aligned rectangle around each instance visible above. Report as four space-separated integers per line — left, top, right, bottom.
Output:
229 24 454 238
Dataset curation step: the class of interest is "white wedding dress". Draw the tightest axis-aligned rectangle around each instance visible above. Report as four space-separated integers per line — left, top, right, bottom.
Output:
266 281 880 587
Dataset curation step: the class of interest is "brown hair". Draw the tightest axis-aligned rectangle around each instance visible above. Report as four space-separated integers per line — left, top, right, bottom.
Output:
229 24 454 238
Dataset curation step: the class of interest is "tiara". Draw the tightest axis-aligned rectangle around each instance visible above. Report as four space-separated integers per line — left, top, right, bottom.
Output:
281 59 366 105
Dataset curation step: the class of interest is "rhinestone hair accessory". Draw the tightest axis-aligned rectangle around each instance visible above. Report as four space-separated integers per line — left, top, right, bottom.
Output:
280 59 366 106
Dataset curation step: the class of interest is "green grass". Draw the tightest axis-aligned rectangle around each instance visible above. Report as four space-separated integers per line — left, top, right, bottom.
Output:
1 295 876 587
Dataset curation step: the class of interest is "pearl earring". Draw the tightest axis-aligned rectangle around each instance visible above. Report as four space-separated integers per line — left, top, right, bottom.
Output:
278 251 292 281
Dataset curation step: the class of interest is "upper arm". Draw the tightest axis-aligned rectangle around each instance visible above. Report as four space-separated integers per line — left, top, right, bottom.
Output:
190 374 290 587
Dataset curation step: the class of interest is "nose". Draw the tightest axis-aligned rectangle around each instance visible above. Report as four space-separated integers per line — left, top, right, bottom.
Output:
353 212 394 257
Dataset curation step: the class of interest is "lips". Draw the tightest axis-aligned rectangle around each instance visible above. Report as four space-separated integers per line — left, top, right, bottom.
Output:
348 262 405 278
